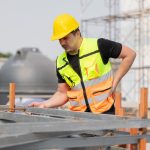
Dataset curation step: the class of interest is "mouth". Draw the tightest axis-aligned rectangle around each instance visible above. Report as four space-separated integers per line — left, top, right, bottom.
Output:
62 45 71 52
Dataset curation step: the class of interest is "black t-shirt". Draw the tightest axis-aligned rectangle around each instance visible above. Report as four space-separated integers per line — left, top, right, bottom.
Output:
56 38 122 83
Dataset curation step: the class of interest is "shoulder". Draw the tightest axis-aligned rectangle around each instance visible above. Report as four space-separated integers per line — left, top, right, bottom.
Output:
82 38 98 50
97 38 107 48
84 37 98 43
57 51 66 62
57 52 66 59
56 52 66 67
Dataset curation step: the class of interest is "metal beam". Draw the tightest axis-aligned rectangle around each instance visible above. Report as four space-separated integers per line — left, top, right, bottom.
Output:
0 105 123 120
0 118 150 135
27 107 135 120
0 106 136 121
0 107 150 149
1 133 150 150
82 8 150 22
0 111 67 122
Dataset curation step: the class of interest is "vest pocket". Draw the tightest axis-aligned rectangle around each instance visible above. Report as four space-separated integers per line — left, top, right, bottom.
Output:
93 87 111 94
62 75 75 87
90 86 111 109
67 90 85 111
67 91 80 107
84 61 99 80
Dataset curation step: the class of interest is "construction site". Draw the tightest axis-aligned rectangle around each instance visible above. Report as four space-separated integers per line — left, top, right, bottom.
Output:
0 0 150 149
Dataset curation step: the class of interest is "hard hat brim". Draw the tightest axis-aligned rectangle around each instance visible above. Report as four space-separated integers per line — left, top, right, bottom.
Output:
50 27 79 41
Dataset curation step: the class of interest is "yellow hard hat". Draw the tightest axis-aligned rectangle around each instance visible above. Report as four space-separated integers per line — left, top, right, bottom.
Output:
51 14 79 41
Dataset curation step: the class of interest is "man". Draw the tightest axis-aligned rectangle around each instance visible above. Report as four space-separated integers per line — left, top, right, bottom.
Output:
29 13 136 114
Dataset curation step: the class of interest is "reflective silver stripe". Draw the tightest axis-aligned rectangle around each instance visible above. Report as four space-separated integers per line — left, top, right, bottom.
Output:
80 98 93 106
72 70 113 90
70 101 79 106
70 92 109 107
80 93 109 105
87 98 93 104
70 99 85 107
70 99 86 106
72 83 82 90
70 100 86 107
94 93 109 102
81 99 86 105
84 70 113 87
88 98 93 103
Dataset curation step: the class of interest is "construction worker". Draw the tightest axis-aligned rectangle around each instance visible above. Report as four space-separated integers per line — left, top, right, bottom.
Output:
29 13 136 114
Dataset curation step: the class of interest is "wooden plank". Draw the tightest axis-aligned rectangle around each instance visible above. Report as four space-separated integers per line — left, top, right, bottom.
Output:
129 128 138 150
115 92 127 149
138 88 148 150
9 83 16 112
139 88 148 119
139 138 146 150
115 92 122 115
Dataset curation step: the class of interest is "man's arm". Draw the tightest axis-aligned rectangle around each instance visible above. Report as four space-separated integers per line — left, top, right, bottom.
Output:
112 45 136 92
29 83 70 108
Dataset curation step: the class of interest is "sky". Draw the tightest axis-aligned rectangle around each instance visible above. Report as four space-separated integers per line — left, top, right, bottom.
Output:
1 0 149 62
0 0 111 60
0 0 82 60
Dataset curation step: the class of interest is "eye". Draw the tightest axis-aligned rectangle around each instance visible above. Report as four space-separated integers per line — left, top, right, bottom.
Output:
63 37 67 40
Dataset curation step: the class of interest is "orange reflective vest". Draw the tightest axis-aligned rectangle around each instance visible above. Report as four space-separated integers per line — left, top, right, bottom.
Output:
57 38 114 114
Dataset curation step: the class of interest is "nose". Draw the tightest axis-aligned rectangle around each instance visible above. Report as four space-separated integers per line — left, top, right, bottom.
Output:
59 38 66 46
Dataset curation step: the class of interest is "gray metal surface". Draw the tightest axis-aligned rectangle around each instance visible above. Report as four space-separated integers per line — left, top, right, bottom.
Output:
27 107 129 120
0 132 150 150
0 107 150 149
0 111 69 122
0 106 136 120
1 119 150 134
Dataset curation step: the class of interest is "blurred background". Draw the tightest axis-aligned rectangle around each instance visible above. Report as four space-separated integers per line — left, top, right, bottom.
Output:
0 0 150 108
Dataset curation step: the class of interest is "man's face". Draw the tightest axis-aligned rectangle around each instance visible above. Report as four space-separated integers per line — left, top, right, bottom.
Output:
59 32 78 53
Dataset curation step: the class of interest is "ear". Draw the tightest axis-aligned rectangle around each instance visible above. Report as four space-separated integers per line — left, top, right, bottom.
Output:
76 30 81 37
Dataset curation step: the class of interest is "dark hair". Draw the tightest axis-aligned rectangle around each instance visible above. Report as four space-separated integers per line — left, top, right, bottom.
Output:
71 28 81 37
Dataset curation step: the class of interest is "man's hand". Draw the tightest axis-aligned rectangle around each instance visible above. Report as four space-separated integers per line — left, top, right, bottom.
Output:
109 87 115 99
28 83 69 109
28 102 46 108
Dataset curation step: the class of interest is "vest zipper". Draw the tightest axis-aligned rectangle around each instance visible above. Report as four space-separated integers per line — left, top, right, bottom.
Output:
77 54 91 112
65 54 91 112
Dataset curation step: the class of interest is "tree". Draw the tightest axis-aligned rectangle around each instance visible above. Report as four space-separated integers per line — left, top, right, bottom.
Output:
0 52 12 58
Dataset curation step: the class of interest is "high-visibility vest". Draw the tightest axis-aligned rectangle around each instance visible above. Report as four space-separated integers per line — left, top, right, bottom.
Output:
57 38 114 114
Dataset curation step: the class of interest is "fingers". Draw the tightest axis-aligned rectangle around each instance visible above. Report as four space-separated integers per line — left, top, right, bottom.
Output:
28 102 42 107
28 102 46 108
39 104 45 108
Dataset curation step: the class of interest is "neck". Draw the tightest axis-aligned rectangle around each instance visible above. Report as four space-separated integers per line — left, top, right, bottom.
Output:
68 37 83 55
68 49 79 55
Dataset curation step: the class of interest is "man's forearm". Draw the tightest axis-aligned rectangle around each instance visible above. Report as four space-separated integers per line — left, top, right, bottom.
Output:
43 91 68 108
112 49 136 91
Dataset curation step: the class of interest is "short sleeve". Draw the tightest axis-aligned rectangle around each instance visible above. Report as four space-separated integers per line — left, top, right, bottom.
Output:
97 38 122 64
56 58 66 83
56 68 66 83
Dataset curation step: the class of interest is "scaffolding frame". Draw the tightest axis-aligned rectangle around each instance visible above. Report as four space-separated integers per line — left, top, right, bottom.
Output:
80 0 150 104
